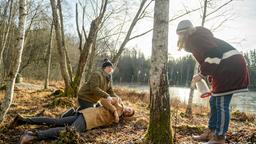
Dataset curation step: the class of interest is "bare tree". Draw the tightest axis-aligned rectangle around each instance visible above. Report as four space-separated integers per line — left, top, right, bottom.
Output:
1 0 48 80
18 1 48 74
185 63 199 116
57 0 73 79
53 0 202 97
83 39 97 82
0 0 13 68
48 0 110 96
111 0 149 67
50 0 71 96
109 0 202 68
145 0 173 143
44 22 54 89
73 0 108 96
0 0 27 123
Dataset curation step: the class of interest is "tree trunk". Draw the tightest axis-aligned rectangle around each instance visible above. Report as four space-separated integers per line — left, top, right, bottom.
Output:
57 0 73 80
0 0 27 123
3 23 16 79
84 40 97 82
185 63 198 116
73 18 98 95
145 0 173 143
44 23 54 89
73 0 108 96
50 0 71 96
185 0 208 117
18 5 42 74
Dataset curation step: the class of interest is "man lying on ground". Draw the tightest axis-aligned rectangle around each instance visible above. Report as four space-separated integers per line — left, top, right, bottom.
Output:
9 97 134 144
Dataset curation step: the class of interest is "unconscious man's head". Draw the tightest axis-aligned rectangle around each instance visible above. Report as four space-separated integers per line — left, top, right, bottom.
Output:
102 59 113 74
123 107 135 117
176 20 195 52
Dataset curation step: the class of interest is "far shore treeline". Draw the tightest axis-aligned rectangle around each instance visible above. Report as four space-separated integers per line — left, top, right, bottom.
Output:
112 49 256 90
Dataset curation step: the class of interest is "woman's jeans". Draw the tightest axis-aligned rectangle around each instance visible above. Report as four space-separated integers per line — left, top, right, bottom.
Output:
208 94 233 136
24 113 86 140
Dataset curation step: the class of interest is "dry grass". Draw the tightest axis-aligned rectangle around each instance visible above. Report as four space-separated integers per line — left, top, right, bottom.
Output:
0 82 255 144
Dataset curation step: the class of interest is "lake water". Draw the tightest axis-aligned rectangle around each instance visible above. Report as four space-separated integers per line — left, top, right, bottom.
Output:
116 84 256 114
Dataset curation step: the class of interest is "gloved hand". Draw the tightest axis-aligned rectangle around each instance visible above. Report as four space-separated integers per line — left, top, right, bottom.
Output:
192 73 203 84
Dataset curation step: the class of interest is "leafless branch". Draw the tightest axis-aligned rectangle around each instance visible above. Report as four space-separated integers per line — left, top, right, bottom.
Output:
206 9 230 22
138 0 153 20
76 3 83 52
128 7 201 41
201 0 208 26
169 8 201 22
99 9 114 30
98 31 126 41
112 0 147 65
206 0 233 17
113 9 127 49
211 14 234 31
82 6 88 41
129 29 152 41
89 0 97 16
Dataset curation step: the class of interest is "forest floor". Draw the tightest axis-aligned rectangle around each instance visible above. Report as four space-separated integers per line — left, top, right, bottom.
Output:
0 80 255 144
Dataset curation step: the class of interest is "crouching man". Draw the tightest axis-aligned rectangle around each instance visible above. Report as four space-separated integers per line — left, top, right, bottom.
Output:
77 58 120 109
10 97 134 144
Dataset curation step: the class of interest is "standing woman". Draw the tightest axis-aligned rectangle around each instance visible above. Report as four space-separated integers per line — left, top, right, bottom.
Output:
176 20 249 144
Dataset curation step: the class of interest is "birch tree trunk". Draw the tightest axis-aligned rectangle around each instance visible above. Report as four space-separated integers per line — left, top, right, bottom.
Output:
185 63 198 116
0 0 27 123
185 0 207 117
44 23 54 89
145 0 173 143
50 0 71 96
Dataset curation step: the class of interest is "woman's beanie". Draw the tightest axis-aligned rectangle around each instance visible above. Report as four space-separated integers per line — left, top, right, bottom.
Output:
176 20 193 34
102 58 113 68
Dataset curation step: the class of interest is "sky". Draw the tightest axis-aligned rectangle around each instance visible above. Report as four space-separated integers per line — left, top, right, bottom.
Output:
65 0 256 59
129 0 256 59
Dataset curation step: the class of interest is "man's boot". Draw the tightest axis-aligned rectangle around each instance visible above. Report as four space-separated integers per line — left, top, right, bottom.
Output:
9 114 26 128
192 128 214 142
204 134 225 144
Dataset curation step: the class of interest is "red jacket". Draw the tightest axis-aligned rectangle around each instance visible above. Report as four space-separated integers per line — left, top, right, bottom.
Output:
186 27 249 96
